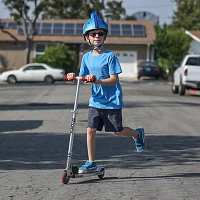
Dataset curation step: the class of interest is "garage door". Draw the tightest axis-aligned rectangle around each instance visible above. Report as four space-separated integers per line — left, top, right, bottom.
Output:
113 51 137 78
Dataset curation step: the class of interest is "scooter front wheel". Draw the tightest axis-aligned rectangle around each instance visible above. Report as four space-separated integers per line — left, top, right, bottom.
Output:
62 171 70 184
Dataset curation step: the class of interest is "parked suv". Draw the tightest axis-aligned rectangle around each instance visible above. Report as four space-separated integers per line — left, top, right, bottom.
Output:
172 54 200 95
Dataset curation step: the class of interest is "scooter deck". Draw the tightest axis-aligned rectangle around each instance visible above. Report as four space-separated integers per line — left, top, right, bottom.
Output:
71 166 105 178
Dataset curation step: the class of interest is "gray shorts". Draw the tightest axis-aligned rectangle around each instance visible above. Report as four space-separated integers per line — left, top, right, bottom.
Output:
87 107 123 132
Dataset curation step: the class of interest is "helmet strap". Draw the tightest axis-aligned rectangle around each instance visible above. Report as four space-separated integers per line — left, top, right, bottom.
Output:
88 40 105 51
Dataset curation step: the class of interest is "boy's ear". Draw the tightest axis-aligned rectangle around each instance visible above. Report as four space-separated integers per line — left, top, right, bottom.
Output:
85 35 90 42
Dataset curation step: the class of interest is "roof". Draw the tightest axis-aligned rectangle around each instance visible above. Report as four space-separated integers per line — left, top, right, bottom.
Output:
185 30 200 43
0 19 155 45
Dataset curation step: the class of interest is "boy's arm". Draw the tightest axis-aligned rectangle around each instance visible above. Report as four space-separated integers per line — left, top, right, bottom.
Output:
94 74 118 86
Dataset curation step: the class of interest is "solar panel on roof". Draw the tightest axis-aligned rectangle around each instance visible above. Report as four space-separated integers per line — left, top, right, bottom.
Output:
25 23 30 33
54 23 63 28
109 23 146 37
64 23 74 35
52 23 63 35
17 24 30 35
110 24 121 36
7 22 17 28
36 23 41 28
40 23 52 35
76 23 84 35
14 21 146 37
0 22 8 28
41 28 51 34
133 24 145 36
52 28 63 34
35 23 41 34
42 23 52 28
121 24 132 36
17 27 23 35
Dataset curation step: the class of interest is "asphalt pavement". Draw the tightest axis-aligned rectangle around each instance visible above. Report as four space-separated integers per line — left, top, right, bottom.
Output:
0 79 200 200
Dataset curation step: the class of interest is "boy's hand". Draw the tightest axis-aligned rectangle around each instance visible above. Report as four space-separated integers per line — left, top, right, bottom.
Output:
66 73 76 82
85 74 96 83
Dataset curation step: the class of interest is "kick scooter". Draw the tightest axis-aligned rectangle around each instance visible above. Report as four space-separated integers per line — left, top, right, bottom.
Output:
62 75 105 184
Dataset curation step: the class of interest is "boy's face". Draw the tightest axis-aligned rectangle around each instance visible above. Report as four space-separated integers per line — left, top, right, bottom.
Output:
86 29 106 46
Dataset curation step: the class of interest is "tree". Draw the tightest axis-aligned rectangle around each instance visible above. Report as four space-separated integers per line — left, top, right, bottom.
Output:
2 0 46 64
41 0 104 19
0 19 18 44
154 24 191 76
171 0 200 30
104 1 126 20
33 44 78 74
41 0 126 20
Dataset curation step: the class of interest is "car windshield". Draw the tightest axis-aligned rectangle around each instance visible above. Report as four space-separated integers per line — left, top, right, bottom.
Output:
140 62 157 67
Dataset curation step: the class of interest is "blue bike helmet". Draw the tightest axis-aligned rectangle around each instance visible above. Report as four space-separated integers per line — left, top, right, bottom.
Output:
83 12 108 36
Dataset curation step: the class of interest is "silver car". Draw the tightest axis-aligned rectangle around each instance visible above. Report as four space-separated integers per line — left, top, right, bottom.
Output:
0 63 65 84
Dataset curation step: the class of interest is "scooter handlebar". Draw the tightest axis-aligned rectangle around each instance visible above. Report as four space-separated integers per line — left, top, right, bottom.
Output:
64 75 96 82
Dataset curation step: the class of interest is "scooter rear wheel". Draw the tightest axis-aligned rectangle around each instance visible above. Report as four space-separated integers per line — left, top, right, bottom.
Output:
62 171 70 184
98 168 105 179
98 174 104 179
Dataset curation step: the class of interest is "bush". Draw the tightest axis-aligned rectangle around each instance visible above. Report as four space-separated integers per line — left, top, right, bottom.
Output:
157 58 174 79
33 43 78 74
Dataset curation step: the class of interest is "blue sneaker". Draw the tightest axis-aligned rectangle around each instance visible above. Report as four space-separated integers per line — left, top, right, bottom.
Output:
78 161 96 174
134 126 145 153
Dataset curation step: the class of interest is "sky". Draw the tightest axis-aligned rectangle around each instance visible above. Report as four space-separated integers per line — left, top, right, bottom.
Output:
121 0 177 24
0 0 177 25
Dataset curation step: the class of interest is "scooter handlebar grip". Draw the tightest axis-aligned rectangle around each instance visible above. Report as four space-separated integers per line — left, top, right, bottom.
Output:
63 75 68 81
82 76 96 82
64 75 96 82
63 75 76 81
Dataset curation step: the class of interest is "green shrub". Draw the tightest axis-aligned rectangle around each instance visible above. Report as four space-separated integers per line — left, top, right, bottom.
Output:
158 58 174 75
33 43 78 74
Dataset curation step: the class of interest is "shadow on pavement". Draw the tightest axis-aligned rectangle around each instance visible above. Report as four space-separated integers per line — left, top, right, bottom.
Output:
0 120 43 132
0 100 200 112
69 172 200 185
0 131 199 171
0 103 89 111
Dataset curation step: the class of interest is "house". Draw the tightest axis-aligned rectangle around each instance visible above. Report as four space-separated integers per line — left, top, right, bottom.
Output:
185 30 200 54
0 19 155 78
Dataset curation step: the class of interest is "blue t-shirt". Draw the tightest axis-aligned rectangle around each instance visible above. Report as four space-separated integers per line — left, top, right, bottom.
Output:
79 50 124 109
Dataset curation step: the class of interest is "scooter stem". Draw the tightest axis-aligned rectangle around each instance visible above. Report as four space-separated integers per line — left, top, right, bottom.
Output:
66 77 82 171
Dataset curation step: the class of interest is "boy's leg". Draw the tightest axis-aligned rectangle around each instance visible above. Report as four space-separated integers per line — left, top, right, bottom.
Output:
87 127 96 162
115 127 139 138
115 127 145 153
102 108 145 152
78 128 97 174
79 107 102 174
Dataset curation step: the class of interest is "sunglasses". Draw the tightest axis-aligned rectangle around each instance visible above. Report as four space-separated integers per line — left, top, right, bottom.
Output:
88 32 105 37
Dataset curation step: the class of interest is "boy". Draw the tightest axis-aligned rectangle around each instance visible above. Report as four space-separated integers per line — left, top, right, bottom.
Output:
67 12 145 174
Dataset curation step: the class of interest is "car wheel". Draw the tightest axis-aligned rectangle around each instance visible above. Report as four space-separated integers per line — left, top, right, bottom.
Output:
172 82 179 94
179 81 185 96
44 75 54 84
155 76 159 80
7 75 17 84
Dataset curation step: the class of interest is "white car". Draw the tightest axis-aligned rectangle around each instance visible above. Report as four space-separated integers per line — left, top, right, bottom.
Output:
172 54 200 95
0 63 65 84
